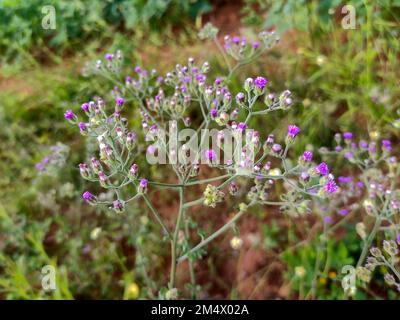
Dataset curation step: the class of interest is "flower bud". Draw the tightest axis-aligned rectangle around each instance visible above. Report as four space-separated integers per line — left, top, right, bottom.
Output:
82 191 96 205
244 78 254 92
138 178 148 193
126 132 137 150
79 163 90 179
112 199 125 213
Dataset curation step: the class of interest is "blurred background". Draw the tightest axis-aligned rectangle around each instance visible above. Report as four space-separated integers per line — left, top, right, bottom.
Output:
0 0 399 299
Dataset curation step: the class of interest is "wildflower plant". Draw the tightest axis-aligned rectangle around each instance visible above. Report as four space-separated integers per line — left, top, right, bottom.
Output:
64 23 339 298
321 131 400 295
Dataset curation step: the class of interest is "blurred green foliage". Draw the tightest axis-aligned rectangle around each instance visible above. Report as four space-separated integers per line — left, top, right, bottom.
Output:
0 0 211 65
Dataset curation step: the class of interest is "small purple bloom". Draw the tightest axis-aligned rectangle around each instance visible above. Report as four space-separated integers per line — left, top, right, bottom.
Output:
252 41 260 49
113 200 124 212
116 97 125 107
35 162 45 171
147 145 156 155
343 132 353 140
236 92 245 104
324 216 333 224
237 122 247 132
254 76 268 91
302 150 313 162
205 149 216 162
64 109 75 120
156 76 164 84
127 132 137 143
81 103 90 112
300 171 310 182
325 179 338 193
335 146 343 152
344 152 354 160
382 139 392 152
272 144 282 153
125 76 132 84
339 208 349 216
232 36 240 44
210 108 218 119
397 233 400 245
105 53 114 61
139 178 148 192
129 164 138 177
134 66 142 73
78 122 87 132
338 176 352 184
82 191 94 202
356 181 364 188
195 74 206 83
359 140 368 149
287 125 300 138
316 162 329 176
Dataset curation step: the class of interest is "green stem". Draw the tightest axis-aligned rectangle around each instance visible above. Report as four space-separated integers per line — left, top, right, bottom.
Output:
178 201 254 263
356 216 382 268
142 194 172 240
169 187 185 289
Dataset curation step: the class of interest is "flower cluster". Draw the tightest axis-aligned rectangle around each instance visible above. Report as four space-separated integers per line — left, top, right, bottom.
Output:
65 24 340 297
358 241 400 292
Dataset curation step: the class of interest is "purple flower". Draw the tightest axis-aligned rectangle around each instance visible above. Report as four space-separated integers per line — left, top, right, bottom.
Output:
237 122 247 132
195 74 206 83
325 179 338 193
105 53 114 61
254 76 268 91
79 163 89 176
82 191 95 203
316 162 329 176
338 176 352 184
147 145 156 155
302 150 313 162
359 140 368 149
335 146 343 152
64 109 75 120
210 108 218 119
300 171 310 182
397 233 400 245
81 103 89 112
134 66 141 73
252 41 260 49
138 178 148 193
324 216 333 224
113 200 124 212
344 152 354 160
339 208 349 216
127 132 137 143
78 122 87 133
139 178 148 188
232 36 240 44
236 92 245 104
287 125 300 138
35 162 45 171
205 149 216 162
125 76 132 84
129 164 138 178
343 132 353 140
272 144 282 153
116 97 125 107
382 139 392 152
215 78 222 85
